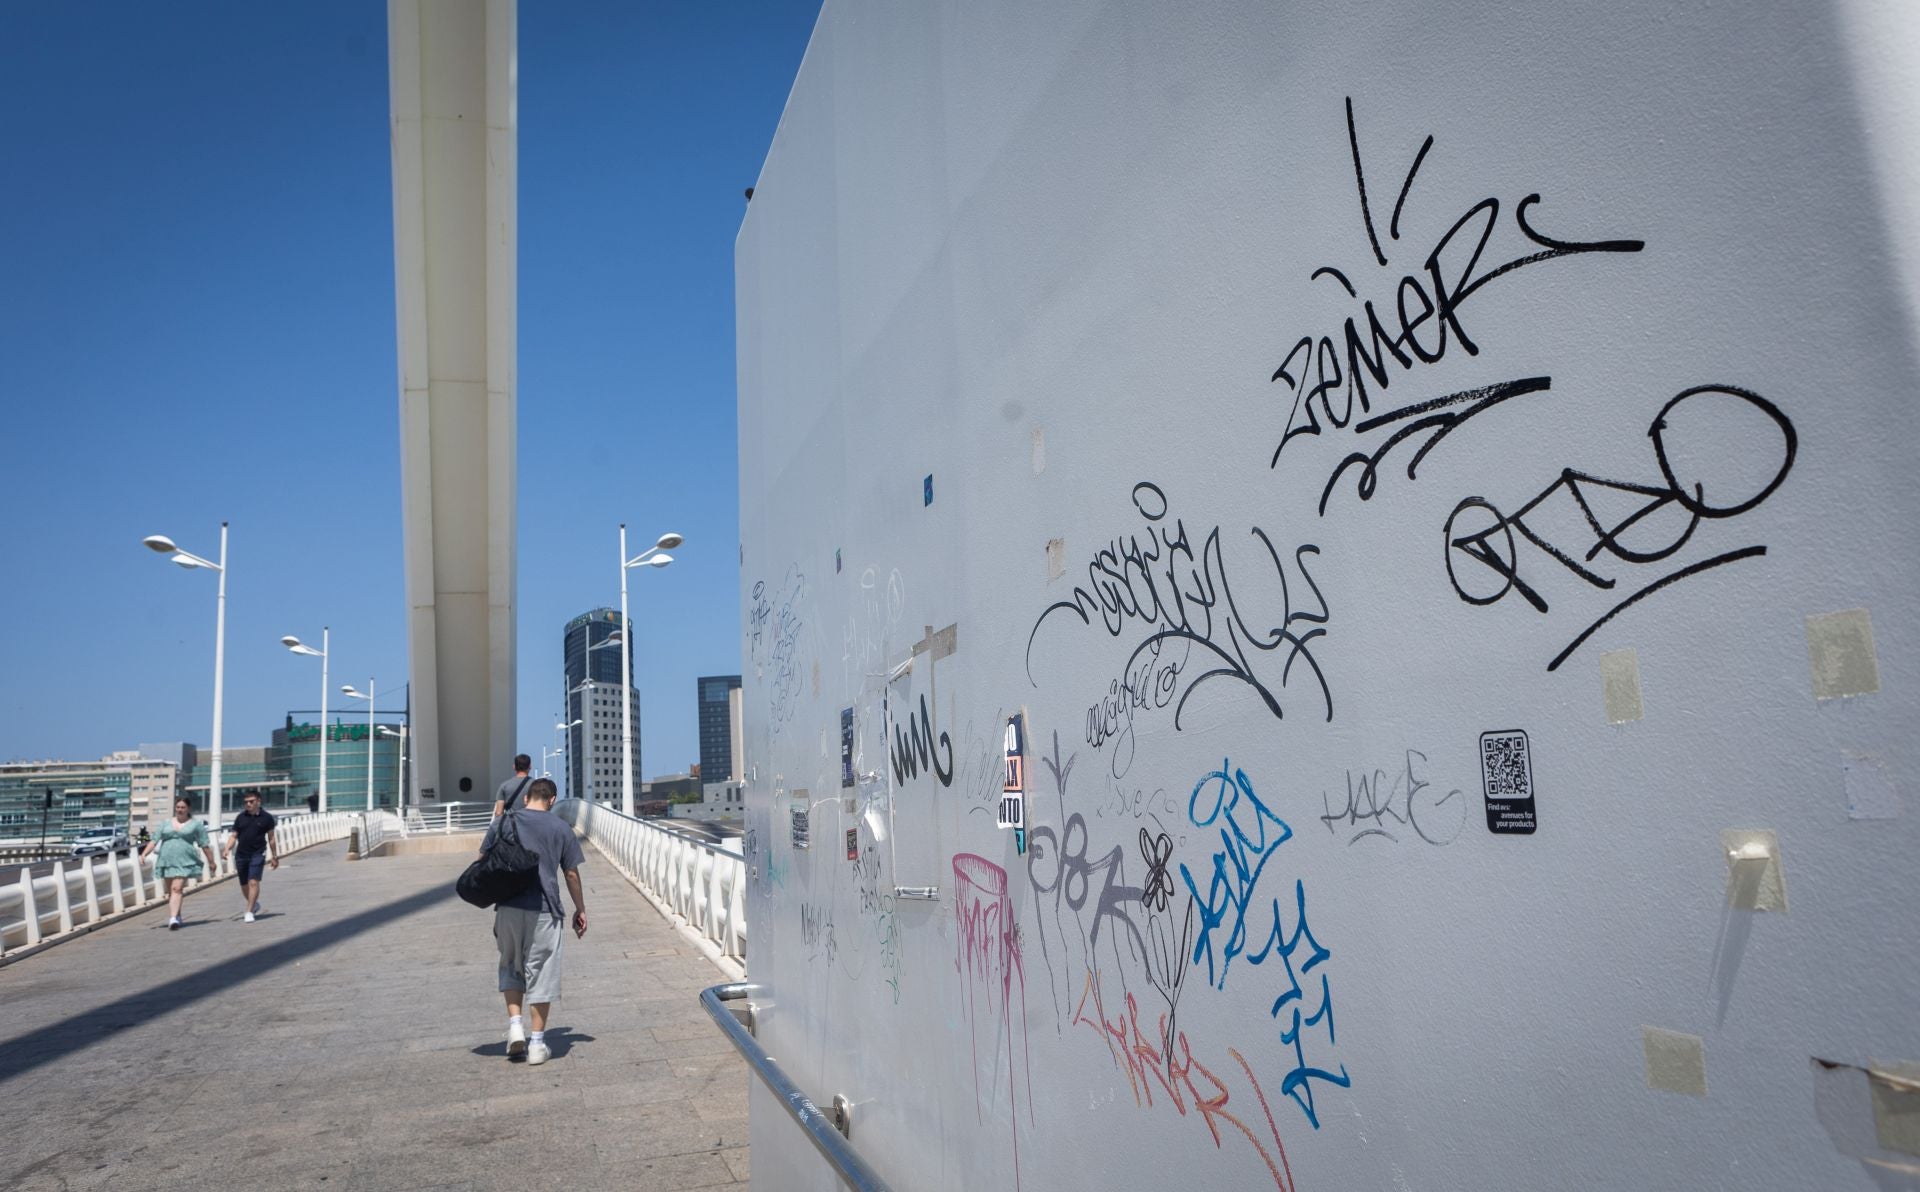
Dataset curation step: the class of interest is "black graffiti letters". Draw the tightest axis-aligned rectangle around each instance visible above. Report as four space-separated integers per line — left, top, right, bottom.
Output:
1274 97 1645 504
1444 384 1796 670
889 691 954 788
1027 482 1333 748
1319 749 1465 847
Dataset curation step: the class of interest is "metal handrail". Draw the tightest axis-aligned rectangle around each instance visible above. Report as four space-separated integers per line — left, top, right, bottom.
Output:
701 983 892 1192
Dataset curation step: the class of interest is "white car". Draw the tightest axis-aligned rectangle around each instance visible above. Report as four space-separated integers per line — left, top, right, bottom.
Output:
69 827 131 857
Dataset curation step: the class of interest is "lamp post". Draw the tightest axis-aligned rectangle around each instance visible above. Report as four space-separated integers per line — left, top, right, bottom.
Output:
143 525 227 830
556 718 582 800
342 681 378 810
619 527 681 817
280 630 329 813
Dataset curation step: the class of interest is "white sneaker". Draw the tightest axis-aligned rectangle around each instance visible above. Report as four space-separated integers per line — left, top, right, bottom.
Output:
243 911 255 923
527 1040 550 1066
167 917 181 930
506 1020 527 1058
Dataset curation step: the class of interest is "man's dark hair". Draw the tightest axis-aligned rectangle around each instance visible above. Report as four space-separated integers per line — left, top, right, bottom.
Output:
514 753 532 773
244 792 260 801
528 778 558 803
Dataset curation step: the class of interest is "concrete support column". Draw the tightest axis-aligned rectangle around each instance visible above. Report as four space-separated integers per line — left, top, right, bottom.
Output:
388 0 517 806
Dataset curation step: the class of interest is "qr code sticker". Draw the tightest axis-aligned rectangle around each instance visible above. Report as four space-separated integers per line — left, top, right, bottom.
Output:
1481 731 1532 798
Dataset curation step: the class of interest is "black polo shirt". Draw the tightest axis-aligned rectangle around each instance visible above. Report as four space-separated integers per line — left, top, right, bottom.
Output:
230 808 277 855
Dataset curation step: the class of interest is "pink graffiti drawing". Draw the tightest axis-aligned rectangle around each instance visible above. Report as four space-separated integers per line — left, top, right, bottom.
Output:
954 852 1034 1189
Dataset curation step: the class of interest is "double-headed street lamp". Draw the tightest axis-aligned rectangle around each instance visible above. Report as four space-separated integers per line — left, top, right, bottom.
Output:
280 630 329 813
142 525 228 829
556 718 582 800
619 527 681 817
341 680 378 811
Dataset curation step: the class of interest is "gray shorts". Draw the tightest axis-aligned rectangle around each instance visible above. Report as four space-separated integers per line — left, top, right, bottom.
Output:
494 905 565 1003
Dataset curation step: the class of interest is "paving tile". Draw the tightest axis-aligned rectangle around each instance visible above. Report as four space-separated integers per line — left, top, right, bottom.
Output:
0 843 747 1192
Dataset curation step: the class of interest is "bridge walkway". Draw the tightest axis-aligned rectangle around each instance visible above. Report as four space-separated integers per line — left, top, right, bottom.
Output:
0 842 749 1191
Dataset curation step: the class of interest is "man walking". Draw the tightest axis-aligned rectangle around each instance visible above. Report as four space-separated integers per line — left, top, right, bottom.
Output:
482 777 586 1065
492 753 535 820
221 792 278 922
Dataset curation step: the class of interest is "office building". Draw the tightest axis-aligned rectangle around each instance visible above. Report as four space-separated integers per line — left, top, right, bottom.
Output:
697 675 743 783
0 760 136 850
564 609 641 802
274 716 406 811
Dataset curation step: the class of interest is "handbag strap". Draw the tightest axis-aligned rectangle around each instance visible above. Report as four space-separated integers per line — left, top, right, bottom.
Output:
502 776 532 812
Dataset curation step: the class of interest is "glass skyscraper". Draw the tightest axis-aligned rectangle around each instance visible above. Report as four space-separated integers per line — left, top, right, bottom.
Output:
698 674 742 782
564 608 640 802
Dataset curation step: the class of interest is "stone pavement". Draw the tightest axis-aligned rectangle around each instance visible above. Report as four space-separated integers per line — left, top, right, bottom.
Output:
0 837 750 1191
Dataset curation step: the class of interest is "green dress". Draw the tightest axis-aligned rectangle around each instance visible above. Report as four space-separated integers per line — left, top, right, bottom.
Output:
153 819 210 878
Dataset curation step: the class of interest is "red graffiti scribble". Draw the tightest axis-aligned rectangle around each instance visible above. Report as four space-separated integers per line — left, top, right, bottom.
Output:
1073 969 1297 1192
954 852 1034 1190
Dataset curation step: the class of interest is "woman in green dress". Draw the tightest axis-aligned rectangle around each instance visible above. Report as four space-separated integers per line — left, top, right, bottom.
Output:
141 796 215 929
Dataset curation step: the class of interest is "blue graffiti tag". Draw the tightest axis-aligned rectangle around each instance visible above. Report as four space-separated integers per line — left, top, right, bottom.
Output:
1180 760 1351 1128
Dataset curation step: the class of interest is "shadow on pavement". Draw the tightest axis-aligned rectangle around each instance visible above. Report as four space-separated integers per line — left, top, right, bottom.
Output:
470 1025 595 1061
0 883 452 1085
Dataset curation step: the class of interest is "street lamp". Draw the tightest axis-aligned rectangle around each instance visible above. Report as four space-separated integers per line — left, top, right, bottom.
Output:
341 681 378 811
619 527 680 816
555 718 582 800
377 725 408 819
280 630 329 813
143 525 228 830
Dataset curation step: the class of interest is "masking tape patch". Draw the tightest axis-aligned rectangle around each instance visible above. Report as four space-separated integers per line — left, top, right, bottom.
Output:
1871 1065 1920 1157
1722 828 1787 912
1813 1057 1920 1165
1600 648 1643 724
1644 1027 1707 1096
1844 753 1902 821
1806 608 1880 700
1046 538 1066 581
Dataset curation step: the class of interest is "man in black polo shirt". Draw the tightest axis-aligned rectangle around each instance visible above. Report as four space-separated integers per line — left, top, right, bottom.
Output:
221 793 279 923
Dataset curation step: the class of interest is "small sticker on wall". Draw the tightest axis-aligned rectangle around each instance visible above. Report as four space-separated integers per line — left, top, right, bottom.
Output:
791 788 811 850
846 828 859 861
1480 729 1537 834
923 474 934 506
840 708 856 789
1001 711 1028 854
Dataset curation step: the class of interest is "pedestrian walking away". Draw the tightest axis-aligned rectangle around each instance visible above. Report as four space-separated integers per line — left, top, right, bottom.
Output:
480 777 586 1065
222 792 279 922
141 796 215 930
492 753 534 820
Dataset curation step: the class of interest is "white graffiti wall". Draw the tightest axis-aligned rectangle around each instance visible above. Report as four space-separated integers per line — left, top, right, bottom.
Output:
734 2 1920 1188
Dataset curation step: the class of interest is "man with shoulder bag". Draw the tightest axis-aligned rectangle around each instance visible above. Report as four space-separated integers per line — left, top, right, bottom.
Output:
473 777 586 1065
492 753 535 820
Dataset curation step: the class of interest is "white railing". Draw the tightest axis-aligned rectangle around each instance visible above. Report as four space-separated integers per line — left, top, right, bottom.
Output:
554 799 747 971
409 802 495 834
0 811 361 957
357 809 407 857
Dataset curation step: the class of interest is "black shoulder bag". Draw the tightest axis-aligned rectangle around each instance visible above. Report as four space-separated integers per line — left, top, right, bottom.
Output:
455 810 541 909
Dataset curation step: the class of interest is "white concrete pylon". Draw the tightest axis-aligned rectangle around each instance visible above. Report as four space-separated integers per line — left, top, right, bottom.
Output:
388 0 518 806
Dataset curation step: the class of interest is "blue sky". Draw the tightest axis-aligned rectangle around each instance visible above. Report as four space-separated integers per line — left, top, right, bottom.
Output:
0 1 819 778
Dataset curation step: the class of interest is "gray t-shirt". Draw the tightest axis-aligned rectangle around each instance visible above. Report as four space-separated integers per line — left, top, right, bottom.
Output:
483 808 584 921
494 773 534 812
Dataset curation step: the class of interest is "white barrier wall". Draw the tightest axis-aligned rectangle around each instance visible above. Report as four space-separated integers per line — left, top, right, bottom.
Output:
734 3 1920 1189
